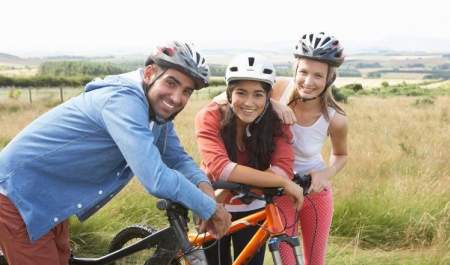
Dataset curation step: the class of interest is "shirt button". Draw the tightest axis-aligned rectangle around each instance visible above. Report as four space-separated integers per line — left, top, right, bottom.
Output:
116 172 120 176
98 190 103 195
77 203 83 209
53 217 59 222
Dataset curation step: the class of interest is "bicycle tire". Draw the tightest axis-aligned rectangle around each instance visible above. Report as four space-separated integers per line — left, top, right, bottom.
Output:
108 224 157 265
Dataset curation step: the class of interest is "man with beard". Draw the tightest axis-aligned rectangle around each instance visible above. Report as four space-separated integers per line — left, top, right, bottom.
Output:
0 41 231 265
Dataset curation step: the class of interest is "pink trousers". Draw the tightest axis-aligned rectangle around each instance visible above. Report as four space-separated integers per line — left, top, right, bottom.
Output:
275 188 333 265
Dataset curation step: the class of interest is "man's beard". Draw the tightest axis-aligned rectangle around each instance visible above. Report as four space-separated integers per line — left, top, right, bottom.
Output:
143 81 184 124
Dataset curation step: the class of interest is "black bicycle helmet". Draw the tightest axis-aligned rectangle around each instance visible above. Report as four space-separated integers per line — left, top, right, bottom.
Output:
145 41 209 89
294 32 344 67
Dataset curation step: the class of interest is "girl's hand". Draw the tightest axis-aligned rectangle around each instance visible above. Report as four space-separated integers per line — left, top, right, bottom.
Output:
270 98 297 125
283 180 304 210
308 168 334 194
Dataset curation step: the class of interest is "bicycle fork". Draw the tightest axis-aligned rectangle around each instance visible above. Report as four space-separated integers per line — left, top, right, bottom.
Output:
268 235 304 265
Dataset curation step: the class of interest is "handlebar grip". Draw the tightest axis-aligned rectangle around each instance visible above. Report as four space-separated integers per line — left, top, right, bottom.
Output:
212 181 245 191
293 173 312 195
156 199 170 210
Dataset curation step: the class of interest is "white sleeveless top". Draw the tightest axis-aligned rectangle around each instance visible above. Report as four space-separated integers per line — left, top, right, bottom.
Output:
280 80 336 175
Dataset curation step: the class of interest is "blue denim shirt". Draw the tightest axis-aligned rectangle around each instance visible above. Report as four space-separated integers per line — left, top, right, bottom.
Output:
0 69 216 241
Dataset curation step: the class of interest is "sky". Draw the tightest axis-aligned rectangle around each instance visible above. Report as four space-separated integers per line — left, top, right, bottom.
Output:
2 0 450 57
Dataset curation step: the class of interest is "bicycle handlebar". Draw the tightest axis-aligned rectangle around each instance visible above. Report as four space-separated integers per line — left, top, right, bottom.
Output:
212 173 312 202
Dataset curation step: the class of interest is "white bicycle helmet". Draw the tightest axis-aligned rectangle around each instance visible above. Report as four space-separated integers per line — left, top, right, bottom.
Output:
225 53 276 86
294 32 344 67
145 41 210 89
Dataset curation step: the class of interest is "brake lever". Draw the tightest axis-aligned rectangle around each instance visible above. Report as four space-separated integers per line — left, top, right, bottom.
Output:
293 173 312 196
229 191 265 204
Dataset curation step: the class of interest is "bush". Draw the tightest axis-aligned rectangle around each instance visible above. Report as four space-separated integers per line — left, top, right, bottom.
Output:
0 75 14 86
38 61 130 77
332 86 348 103
342 83 364 92
413 97 435 106
0 75 92 88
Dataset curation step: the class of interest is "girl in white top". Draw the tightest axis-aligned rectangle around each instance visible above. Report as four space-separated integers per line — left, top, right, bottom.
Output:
271 32 348 265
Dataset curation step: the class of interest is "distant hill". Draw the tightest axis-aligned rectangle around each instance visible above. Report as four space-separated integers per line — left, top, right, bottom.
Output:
0 52 117 66
0 52 25 63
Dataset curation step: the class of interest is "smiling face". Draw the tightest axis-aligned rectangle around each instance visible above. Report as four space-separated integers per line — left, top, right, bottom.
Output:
229 80 268 125
294 58 329 99
144 65 194 120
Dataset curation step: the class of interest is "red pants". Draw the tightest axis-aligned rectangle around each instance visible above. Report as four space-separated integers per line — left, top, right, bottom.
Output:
0 194 70 265
275 189 333 265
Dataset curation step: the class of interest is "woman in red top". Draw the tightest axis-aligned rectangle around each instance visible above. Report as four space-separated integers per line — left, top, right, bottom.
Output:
195 53 304 265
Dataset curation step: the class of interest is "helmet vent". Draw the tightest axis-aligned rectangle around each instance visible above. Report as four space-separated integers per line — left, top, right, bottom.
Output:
230 66 238 72
314 38 321 48
185 44 193 56
162 48 173 56
248 57 255 66
263 68 273 74
323 37 331 45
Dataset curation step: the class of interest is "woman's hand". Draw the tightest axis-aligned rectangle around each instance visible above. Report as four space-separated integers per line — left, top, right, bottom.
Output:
282 179 304 210
308 167 334 194
270 98 297 125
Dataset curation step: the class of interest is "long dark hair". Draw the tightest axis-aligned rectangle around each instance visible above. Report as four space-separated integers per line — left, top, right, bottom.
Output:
220 81 286 170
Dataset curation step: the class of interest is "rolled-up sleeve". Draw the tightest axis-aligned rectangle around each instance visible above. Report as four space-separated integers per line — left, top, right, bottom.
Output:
195 103 236 181
269 124 294 179
100 88 216 220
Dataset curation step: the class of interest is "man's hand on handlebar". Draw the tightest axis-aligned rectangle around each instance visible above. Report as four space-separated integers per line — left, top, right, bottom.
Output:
198 203 231 239
197 181 232 238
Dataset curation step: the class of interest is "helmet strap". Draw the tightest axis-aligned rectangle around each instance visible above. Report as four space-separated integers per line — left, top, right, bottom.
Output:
245 98 270 137
144 68 171 124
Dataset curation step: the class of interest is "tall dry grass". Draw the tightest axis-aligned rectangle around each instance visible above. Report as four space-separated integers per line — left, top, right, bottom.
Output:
1 93 449 264
331 97 450 248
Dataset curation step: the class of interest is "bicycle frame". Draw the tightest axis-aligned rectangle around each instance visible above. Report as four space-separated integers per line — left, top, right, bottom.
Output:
70 226 177 264
67 174 311 265
69 199 205 265
189 191 304 265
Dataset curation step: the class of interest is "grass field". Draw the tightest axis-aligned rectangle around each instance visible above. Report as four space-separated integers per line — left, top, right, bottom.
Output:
0 90 449 264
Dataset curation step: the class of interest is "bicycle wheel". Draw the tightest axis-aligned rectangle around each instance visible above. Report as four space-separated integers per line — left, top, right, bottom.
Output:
108 224 156 265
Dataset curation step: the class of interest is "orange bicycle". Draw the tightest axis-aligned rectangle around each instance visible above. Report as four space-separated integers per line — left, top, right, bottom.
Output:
108 174 311 265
